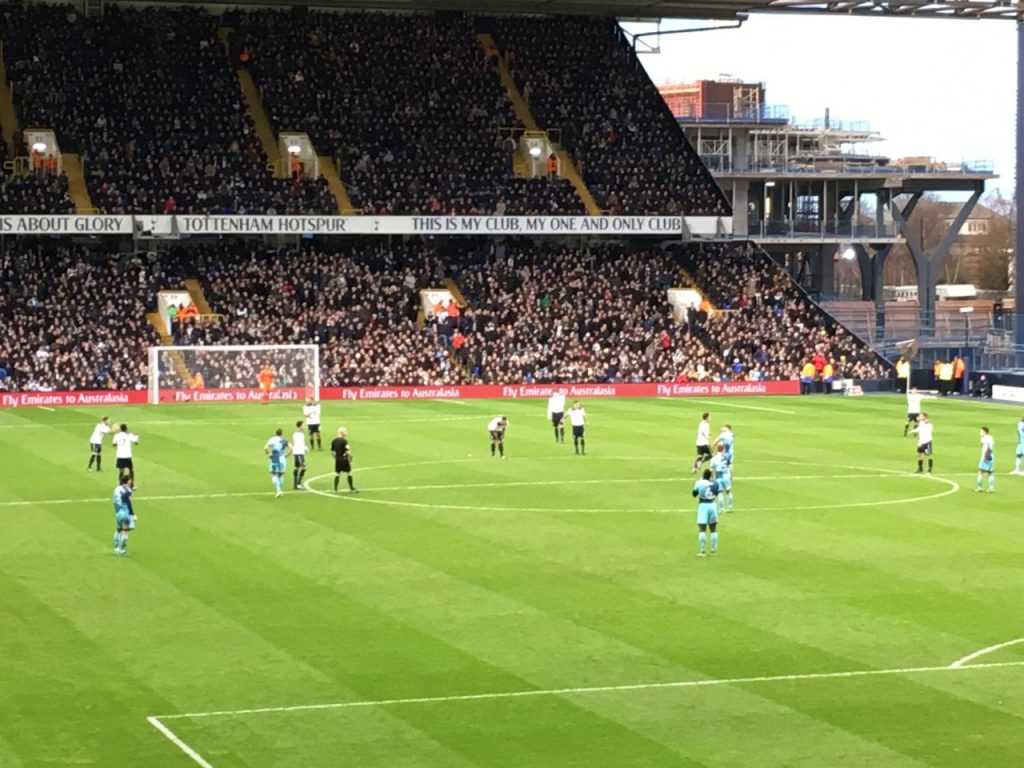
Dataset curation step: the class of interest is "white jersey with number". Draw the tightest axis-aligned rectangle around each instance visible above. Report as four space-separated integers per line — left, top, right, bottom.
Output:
913 421 934 446
292 431 307 455
568 408 586 426
303 403 321 426
547 393 566 417
89 422 111 444
488 417 506 432
696 419 711 447
113 432 139 459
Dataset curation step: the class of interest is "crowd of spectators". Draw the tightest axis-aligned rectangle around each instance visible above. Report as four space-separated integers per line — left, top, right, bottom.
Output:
455 241 692 382
0 135 76 213
677 242 889 381
0 7 734 218
189 241 467 387
0 238 890 392
493 16 729 216
0 243 173 391
2 5 335 215
230 9 582 216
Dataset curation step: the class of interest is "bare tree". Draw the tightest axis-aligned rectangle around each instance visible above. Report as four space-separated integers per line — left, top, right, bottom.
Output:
971 193 1014 291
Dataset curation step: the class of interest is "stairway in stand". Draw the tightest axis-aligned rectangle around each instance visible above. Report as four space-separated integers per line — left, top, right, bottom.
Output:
477 33 602 216
183 279 214 315
220 27 357 214
318 156 359 215
146 313 192 385
0 49 96 212
61 154 96 213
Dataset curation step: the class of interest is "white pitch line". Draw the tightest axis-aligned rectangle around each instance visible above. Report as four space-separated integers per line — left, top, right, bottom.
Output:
0 468 967 511
658 397 797 415
949 638 1024 669
153 659 1024 721
345 473 914 494
147 716 214 768
37 406 55 412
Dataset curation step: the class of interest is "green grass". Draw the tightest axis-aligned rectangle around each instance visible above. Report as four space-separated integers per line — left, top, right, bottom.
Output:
1 394 1023 767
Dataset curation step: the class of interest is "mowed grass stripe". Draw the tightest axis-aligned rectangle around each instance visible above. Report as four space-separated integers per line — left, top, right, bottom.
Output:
3 396 1023 767
0 568 190 765
180 498 978 768
13 511 483 768
157 511 702 768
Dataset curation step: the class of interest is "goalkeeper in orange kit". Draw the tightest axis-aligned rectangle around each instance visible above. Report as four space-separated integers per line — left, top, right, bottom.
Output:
257 365 275 404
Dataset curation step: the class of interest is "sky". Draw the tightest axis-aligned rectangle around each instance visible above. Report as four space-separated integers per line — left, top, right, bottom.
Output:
621 14 1016 199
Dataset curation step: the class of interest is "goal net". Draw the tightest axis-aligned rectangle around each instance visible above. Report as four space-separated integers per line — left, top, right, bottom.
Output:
147 344 320 405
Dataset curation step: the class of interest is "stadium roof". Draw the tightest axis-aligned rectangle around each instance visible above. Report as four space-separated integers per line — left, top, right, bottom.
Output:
197 0 1023 21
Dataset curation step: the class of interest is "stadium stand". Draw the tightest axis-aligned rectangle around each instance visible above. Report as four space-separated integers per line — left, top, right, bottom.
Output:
491 16 729 216
0 239 886 392
187 241 465 387
677 242 888 381
2 5 335 215
0 243 164 391
229 9 584 215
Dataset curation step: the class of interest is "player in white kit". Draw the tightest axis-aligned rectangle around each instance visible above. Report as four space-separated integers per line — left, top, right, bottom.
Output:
909 412 934 473
292 421 308 489
87 416 112 471
547 391 566 444
303 399 323 451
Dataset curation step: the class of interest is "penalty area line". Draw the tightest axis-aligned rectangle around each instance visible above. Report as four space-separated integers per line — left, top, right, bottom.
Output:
147 716 214 768
950 637 1024 669
154 659 1024 721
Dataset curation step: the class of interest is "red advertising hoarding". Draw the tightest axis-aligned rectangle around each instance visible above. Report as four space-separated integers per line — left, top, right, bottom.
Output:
0 380 799 409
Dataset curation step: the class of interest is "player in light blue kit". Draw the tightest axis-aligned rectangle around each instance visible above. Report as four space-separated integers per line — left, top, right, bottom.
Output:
976 427 995 493
1013 416 1024 475
710 444 733 512
716 424 735 468
692 468 720 557
112 475 135 557
264 428 291 497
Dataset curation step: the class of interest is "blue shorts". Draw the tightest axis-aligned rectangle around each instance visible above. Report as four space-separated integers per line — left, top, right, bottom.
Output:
724 452 733 466
1016 443 1023 458
269 460 286 474
697 503 718 526
715 477 731 492
978 459 994 473
115 513 133 531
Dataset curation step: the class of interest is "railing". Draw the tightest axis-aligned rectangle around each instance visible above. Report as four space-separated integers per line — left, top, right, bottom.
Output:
672 102 790 123
749 218 899 239
714 158 995 175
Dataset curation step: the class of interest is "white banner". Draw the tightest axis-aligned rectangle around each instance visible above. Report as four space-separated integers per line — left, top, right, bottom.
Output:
992 384 1024 403
174 215 728 237
0 215 132 234
0 214 731 237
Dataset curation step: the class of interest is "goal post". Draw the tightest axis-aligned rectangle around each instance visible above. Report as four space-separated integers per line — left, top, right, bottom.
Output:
147 344 320 405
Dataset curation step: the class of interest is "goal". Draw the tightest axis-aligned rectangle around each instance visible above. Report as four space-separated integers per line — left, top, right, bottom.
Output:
147 344 320 405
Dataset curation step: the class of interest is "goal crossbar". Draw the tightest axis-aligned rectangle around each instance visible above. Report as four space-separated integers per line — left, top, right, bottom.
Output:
147 344 320 404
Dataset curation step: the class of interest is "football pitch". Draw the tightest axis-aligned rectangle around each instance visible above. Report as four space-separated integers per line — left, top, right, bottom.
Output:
1 394 1023 767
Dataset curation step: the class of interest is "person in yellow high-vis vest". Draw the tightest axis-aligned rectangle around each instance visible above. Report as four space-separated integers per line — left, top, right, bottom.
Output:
800 361 815 396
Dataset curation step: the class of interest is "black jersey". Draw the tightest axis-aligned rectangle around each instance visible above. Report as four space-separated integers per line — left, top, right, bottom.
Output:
331 437 350 457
